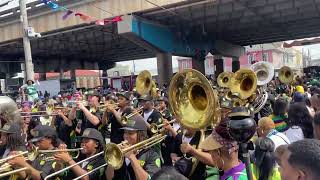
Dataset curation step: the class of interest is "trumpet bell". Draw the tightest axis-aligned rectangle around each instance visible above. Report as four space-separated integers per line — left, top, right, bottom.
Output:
279 66 293 84
104 143 124 170
217 72 234 88
251 61 274 86
168 69 219 130
136 70 153 96
230 69 257 100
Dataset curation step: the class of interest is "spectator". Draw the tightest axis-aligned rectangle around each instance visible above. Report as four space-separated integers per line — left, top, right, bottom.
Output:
313 112 320 140
284 103 313 142
252 137 281 180
257 117 290 149
275 139 320 180
268 98 289 132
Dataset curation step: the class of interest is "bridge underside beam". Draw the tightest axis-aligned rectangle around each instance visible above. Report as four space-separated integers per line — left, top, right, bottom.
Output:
118 15 244 58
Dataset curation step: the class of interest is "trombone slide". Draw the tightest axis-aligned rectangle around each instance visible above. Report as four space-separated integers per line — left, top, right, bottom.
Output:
0 167 29 178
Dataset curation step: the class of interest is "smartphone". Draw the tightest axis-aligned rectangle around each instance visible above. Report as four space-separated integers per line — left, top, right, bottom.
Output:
77 120 82 129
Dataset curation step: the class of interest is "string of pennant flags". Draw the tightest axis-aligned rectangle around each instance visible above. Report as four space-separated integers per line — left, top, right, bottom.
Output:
40 0 123 26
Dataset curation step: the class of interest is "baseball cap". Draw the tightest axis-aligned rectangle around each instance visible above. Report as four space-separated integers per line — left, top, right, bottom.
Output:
81 128 105 145
0 123 21 134
116 91 131 100
121 115 147 131
138 94 153 101
157 96 168 102
29 125 57 143
293 92 305 102
296 86 305 93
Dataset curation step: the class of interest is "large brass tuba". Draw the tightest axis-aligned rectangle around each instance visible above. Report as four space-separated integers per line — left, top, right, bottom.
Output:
168 69 220 130
279 66 294 84
229 69 257 100
0 96 22 125
135 70 157 97
217 72 234 88
251 61 274 86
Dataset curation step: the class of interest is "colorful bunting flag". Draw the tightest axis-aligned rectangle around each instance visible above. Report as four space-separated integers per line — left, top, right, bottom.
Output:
62 10 73 20
40 0 123 25
75 13 92 22
41 0 48 4
47 1 59 10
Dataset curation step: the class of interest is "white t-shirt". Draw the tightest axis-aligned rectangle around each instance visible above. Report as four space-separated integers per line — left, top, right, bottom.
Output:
143 110 154 123
284 126 304 143
267 130 290 150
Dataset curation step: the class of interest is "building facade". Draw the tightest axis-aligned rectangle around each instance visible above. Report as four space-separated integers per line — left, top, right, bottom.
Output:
178 42 303 75
34 70 101 89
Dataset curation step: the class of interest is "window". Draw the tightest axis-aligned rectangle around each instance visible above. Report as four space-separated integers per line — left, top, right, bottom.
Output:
248 54 255 64
113 71 119 77
262 52 269 62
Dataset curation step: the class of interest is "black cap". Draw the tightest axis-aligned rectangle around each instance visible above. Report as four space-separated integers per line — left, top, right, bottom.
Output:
138 94 153 101
0 123 21 134
81 128 105 145
116 91 131 100
157 96 168 102
27 80 34 84
86 90 101 97
121 115 147 131
29 125 57 143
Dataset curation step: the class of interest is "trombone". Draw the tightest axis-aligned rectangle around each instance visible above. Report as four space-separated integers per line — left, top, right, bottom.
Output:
150 119 176 134
0 148 83 178
44 133 167 180
0 147 83 164
120 107 144 125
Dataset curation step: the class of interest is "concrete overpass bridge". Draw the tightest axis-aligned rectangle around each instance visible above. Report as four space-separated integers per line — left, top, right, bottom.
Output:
1 0 320 85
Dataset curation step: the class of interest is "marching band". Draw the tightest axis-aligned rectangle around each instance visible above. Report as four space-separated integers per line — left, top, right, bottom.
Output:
0 64 319 180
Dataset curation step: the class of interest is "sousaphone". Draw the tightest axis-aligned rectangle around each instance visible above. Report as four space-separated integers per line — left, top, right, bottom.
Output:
229 69 257 100
135 70 157 97
279 66 294 84
168 69 220 130
168 69 220 177
251 61 274 86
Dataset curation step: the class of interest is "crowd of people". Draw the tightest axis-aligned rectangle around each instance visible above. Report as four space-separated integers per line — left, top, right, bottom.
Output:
0 70 320 180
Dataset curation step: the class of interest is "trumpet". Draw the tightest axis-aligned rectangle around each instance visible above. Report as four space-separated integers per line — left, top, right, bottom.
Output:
121 107 144 125
150 119 176 134
97 103 119 110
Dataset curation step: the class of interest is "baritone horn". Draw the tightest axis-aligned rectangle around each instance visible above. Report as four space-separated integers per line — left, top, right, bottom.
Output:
217 72 234 88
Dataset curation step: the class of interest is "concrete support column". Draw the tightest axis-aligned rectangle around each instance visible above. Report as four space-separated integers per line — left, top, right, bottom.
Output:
157 53 173 87
39 73 46 81
70 69 76 81
232 57 240 72
191 59 205 74
59 68 64 79
214 55 224 79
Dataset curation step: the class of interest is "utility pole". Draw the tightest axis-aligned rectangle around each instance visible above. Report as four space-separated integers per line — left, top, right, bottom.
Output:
19 0 34 83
